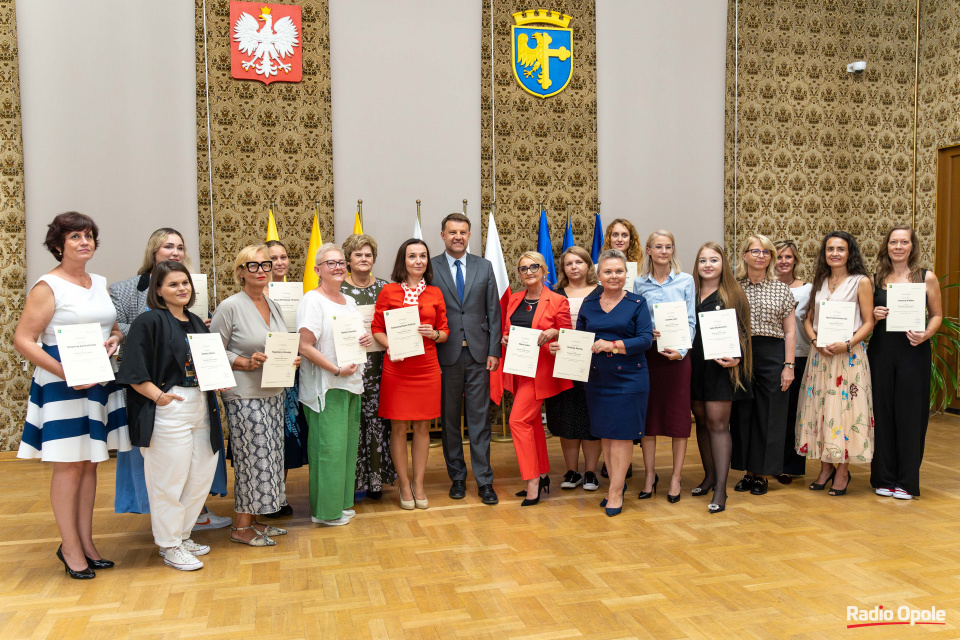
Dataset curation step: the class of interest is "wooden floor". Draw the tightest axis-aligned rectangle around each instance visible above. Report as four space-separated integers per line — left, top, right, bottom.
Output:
2 415 960 640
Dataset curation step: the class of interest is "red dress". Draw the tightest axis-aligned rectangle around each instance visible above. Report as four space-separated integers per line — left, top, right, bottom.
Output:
372 283 449 420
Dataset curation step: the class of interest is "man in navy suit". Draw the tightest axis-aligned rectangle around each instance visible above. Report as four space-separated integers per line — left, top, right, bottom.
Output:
431 213 501 504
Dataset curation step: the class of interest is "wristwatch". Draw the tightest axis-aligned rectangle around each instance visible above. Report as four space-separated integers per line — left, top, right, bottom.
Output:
783 362 795 369
845 340 851 353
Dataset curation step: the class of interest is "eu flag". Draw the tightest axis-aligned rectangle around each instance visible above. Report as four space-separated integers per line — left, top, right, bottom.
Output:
590 212 603 264
537 208 557 289
561 217 575 253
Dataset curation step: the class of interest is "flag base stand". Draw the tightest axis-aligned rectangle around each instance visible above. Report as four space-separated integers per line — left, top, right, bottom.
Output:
429 438 442 449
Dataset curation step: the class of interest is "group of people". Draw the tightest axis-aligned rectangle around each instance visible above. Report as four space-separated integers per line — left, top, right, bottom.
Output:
14 212 942 579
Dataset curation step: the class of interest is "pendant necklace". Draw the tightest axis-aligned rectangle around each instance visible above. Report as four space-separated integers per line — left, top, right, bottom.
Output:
525 299 539 312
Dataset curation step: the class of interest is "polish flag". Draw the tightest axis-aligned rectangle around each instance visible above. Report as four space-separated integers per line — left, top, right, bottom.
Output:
485 210 510 404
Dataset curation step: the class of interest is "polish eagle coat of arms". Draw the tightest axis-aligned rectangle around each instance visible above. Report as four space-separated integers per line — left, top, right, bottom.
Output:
230 2 302 84
511 10 573 98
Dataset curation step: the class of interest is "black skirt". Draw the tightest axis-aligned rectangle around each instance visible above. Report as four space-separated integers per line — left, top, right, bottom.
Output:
544 381 597 440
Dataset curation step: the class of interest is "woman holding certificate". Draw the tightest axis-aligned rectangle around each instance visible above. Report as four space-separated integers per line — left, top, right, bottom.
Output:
298 243 374 524
633 230 695 503
545 246 602 491
731 234 798 496
502 251 573 505
796 232 875 496
15 212 129 579
868 226 941 500
372 239 448 510
774 240 813 484
118 261 224 571
689 243 753 514
211 245 296 544
576 249 654 516
341 234 397 501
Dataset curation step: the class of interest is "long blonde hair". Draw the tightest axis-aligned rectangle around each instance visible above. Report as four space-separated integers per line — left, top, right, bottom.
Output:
138 228 192 274
639 229 682 278
694 242 753 390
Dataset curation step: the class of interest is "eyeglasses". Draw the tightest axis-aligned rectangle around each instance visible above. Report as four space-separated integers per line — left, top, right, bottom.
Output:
747 249 771 257
245 261 273 273
518 264 542 274
320 260 347 269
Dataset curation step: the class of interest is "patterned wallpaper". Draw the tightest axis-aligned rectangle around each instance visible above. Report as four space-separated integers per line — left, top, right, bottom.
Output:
917 0 960 268
195 0 334 305
480 1 598 289
0 0 30 451
724 0 926 274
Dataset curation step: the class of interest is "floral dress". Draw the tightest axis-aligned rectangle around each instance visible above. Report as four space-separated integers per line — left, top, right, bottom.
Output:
341 277 398 492
795 276 874 463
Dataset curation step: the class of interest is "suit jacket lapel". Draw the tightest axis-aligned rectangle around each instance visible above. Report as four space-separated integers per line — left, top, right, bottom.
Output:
532 287 548 329
434 255 458 307
462 254 478 301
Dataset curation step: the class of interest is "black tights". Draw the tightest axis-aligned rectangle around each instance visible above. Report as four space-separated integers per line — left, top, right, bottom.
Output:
692 400 732 506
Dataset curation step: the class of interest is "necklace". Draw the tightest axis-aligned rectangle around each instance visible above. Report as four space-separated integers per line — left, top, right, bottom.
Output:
524 298 539 312
348 273 373 288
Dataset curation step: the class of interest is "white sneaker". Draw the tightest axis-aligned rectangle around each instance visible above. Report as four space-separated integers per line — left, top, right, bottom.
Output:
158 539 211 557
193 510 232 531
893 488 913 500
311 515 351 526
163 544 203 571
342 509 356 519
875 487 895 497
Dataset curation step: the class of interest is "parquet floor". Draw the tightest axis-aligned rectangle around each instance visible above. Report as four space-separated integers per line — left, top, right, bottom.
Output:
2 414 960 639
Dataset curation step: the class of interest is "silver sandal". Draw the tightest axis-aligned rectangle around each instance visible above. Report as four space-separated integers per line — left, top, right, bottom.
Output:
254 521 287 536
230 525 276 546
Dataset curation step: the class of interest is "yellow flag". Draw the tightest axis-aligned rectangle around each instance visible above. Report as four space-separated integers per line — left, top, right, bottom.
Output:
303 213 322 292
353 211 363 235
266 209 281 242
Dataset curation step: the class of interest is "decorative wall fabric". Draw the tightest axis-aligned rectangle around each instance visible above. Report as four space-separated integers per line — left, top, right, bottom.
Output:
0 0 30 451
725 0 925 274
481 1 598 289
917 0 960 267
195 0 333 305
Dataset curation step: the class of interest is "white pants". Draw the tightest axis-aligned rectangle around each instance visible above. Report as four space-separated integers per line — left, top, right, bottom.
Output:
141 386 219 548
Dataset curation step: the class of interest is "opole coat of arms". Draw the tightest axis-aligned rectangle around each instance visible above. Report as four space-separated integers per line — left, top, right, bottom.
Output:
511 9 573 98
230 2 302 84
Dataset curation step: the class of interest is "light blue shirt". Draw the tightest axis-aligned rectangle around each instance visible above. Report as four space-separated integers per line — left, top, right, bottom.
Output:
633 271 696 357
445 252 467 285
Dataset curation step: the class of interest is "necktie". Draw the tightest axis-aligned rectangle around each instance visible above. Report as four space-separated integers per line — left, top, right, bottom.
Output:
455 259 465 303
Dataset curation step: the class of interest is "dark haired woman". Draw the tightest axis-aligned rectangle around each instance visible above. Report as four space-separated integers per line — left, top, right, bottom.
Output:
869 226 942 500
372 239 448 510
797 231 875 496
15 212 129 578
689 242 753 513
118 261 223 570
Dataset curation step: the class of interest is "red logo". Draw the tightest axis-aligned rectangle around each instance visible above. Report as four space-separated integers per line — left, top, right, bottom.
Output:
230 2 302 84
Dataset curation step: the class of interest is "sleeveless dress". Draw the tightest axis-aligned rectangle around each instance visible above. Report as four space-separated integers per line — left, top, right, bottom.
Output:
19 274 130 462
795 276 875 463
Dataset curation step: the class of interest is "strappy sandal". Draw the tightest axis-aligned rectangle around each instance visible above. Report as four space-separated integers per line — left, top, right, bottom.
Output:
254 521 287 536
230 525 276 547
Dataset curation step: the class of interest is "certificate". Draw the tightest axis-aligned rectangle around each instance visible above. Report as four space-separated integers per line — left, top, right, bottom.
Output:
268 282 303 332
502 325 541 378
261 332 299 388
653 301 692 352
332 312 367 365
698 309 742 360
568 296 585 329
357 304 385 352
816 301 856 347
55 323 115 386
383 305 424 360
188 274 208 319
886 283 926 332
187 333 237 391
552 328 594 382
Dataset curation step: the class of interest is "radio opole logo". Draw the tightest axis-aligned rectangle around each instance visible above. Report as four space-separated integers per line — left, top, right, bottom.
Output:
847 605 946 628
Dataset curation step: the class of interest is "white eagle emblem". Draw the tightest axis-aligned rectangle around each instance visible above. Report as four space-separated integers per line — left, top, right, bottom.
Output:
233 6 300 78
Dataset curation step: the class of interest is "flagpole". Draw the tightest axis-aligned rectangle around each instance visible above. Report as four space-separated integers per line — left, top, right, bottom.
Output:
487 200 513 444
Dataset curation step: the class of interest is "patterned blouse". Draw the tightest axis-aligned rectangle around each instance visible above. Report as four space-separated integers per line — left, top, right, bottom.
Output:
738 277 797 339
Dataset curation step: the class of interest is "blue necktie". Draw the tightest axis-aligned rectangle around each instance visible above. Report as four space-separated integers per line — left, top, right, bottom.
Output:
455 259 465 303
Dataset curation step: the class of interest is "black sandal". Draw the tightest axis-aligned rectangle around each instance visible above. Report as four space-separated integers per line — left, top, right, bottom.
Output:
809 469 836 491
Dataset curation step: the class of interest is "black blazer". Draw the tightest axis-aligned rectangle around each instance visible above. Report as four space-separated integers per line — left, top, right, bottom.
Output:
116 308 223 450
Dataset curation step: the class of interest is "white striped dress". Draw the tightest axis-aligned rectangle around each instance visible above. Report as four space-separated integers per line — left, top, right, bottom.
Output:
19 274 130 462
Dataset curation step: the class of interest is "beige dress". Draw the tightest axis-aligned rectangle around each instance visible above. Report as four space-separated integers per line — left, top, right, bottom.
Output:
795 276 875 463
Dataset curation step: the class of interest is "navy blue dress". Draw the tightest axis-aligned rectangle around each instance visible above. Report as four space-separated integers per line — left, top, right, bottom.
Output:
577 291 654 440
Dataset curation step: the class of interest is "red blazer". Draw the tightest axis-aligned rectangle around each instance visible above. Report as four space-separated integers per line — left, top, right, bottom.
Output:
501 288 573 401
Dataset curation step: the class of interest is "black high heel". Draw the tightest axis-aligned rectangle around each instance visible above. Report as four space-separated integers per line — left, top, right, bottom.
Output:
829 473 852 496
84 555 114 569
638 473 659 500
691 482 715 497
600 482 627 509
667 480 681 503
520 475 550 506
57 545 95 580
809 469 836 491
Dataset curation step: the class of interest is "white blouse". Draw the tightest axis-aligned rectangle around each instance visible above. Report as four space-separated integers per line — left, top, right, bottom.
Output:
296 289 365 412
791 282 813 357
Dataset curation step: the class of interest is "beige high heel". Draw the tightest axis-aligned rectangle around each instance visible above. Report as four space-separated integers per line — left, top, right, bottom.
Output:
399 483 415 510
412 482 428 509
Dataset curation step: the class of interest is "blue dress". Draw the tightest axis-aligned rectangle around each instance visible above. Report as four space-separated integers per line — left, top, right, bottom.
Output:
577 291 654 440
